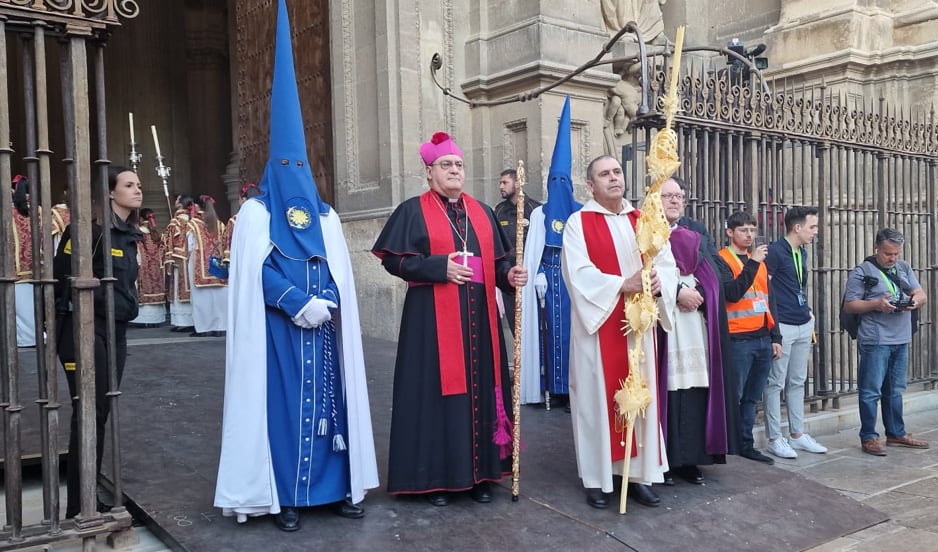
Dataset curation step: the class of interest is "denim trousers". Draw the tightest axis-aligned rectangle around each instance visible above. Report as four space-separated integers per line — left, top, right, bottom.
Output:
765 320 814 440
730 336 773 449
857 342 909 443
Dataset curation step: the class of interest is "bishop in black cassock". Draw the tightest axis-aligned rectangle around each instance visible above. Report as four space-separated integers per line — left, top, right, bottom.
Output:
372 132 528 506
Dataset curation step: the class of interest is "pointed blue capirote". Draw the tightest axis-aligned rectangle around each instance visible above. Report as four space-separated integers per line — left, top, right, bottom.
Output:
269 0 306 161
543 96 582 248
257 0 329 260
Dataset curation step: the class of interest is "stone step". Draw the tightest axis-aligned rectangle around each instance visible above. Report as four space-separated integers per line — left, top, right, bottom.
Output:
753 384 938 446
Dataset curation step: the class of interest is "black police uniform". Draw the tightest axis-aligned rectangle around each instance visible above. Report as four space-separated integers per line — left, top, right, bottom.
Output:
54 214 142 518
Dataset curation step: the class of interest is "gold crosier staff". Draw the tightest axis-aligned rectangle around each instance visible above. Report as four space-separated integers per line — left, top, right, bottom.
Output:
614 25 686 515
510 160 526 501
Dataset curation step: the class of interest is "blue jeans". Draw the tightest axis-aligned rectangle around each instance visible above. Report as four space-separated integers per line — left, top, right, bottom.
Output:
730 336 773 449
857 343 909 443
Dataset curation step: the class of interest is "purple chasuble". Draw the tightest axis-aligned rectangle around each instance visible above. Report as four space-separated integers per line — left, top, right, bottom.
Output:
659 226 729 455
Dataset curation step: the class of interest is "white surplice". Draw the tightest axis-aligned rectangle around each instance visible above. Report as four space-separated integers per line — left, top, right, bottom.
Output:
15 282 36 347
187 232 228 333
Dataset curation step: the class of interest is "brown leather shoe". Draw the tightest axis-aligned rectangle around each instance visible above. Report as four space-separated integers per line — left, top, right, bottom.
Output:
886 434 930 449
861 438 887 456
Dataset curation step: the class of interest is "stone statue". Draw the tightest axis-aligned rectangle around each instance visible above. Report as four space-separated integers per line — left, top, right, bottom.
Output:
601 0 667 43
600 0 667 156
603 62 643 157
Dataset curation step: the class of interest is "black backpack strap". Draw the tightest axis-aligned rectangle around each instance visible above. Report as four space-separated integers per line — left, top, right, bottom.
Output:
895 260 915 295
858 261 876 300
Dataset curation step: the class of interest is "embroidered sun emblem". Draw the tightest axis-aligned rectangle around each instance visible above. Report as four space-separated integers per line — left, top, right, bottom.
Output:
551 219 565 233
286 206 312 229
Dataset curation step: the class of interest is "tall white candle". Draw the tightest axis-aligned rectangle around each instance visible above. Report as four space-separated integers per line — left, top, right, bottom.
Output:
129 112 135 143
151 125 161 157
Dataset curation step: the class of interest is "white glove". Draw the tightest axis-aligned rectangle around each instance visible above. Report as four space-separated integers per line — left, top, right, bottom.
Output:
534 272 548 300
295 297 337 328
291 312 315 329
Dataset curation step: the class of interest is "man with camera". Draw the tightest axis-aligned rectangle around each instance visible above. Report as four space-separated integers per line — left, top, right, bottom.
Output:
843 228 929 456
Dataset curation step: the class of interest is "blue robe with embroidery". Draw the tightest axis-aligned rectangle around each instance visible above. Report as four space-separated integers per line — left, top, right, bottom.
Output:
262 250 349 507
539 245 573 395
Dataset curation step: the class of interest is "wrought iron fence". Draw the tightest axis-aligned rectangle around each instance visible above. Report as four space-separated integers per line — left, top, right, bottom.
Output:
0 0 139 22
625 58 938 411
0 3 138 550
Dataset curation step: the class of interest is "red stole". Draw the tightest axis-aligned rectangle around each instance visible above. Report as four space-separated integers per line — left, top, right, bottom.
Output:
418 191 501 396
581 209 641 462
137 230 167 305
188 218 226 288
163 212 192 302
12 209 33 280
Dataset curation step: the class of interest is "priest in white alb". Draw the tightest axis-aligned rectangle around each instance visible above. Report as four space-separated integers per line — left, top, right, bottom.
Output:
561 155 677 510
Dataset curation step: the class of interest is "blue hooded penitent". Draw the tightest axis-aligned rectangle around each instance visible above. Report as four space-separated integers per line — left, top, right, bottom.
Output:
543 96 582 247
257 0 329 260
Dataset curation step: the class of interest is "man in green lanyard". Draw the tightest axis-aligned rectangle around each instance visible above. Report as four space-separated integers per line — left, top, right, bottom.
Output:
843 228 928 455
764 206 828 459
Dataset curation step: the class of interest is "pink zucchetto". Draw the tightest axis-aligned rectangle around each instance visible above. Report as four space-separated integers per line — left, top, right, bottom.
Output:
419 132 463 166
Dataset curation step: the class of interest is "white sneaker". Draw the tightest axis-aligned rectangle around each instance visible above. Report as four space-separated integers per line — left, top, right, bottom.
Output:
789 433 828 454
767 438 798 459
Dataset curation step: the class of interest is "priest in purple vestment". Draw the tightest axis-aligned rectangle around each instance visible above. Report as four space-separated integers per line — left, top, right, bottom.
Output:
657 176 739 485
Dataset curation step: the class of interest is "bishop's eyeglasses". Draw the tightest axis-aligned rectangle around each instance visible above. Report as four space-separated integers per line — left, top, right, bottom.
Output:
431 160 464 170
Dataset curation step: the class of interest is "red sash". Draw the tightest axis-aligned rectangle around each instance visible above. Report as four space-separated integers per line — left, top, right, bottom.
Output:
581 209 641 462
419 191 501 396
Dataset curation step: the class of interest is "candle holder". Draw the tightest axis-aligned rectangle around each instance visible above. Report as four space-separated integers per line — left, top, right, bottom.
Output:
155 155 172 181
154 154 173 215
129 142 143 172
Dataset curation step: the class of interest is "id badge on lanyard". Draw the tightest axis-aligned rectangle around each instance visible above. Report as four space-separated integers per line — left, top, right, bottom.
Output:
752 299 768 313
792 244 807 306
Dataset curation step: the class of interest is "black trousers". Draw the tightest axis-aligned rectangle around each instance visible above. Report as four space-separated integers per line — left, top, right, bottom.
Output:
57 315 128 518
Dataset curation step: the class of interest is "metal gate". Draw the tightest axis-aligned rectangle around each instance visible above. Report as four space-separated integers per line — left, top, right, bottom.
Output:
625 57 938 410
1 1 139 549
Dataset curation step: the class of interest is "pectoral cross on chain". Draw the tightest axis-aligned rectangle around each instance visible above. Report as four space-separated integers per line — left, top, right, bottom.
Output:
461 245 474 267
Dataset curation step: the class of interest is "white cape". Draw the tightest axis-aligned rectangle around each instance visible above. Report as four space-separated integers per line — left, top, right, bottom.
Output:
519 206 546 404
213 199 379 516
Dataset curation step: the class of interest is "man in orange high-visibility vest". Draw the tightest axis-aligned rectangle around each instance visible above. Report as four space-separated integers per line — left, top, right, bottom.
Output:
715 211 782 465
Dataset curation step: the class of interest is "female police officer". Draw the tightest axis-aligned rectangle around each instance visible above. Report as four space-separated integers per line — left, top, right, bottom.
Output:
55 165 143 518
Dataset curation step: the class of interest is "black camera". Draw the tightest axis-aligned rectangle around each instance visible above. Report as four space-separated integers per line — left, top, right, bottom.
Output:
860 275 879 289
890 298 914 311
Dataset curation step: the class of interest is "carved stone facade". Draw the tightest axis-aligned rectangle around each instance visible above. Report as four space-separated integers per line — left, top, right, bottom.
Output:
105 0 936 340
7 2 934 339
762 0 938 106
322 0 622 339
319 0 938 339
